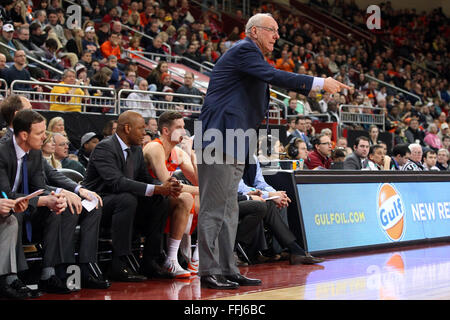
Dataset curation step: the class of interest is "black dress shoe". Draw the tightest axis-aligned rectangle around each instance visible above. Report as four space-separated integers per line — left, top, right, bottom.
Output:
38 275 73 294
226 273 262 286
0 279 29 299
108 266 147 282
141 259 172 279
200 275 239 290
82 275 111 289
289 253 325 265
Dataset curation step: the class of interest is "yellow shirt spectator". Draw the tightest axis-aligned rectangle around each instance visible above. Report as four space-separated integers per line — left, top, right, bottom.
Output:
49 69 85 112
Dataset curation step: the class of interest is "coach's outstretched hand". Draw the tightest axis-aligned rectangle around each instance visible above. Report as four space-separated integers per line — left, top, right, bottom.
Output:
323 77 351 94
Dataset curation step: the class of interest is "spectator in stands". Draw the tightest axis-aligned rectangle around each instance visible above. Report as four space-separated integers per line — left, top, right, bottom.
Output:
128 36 143 59
363 144 385 170
335 137 353 155
102 119 118 138
405 117 426 146
3 50 33 91
77 132 101 169
143 111 200 277
146 117 159 139
275 50 295 72
124 69 137 88
146 35 166 60
175 72 203 104
82 111 182 282
0 24 20 62
287 98 299 117
438 123 450 142
443 135 450 151
88 67 115 113
146 60 168 91
402 143 424 171
368 124 380 146
40 38 65 74
424 123 443 151
96 22 110 45
49 68 86 112
389 144 411 170
318 91 331 113
173 34 188 56
327 100 339 122
29 22 47 49
15 26 44 61
53 132 86 175
183 43 201 70
126 77 156 118
436 148 449 171
45 9 67 47
305 133 333 169
422 149 439 171
343 136 370 170
106 55 125 88
81 26 103 62
330 148 346 169
290 116 312 150
42 131 61 169
100 32 122 60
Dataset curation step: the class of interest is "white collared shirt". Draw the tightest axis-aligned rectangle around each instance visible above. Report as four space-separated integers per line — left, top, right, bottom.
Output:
12 134 28 193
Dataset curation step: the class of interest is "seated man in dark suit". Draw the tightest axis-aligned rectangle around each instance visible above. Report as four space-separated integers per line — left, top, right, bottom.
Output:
343 136 370 170
0 109 71 293
0 97 109 292
83 111 182 282
236 154 324 265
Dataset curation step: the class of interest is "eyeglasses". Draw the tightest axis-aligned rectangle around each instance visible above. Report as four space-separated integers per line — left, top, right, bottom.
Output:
319 142 332 146
57 142 70 146
254 26 279 35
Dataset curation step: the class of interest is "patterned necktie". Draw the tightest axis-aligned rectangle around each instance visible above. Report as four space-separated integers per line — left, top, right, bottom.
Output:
21 153 32 242
125 148 134 178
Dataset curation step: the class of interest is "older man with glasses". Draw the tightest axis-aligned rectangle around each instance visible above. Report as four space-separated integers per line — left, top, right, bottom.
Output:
196 13 348 290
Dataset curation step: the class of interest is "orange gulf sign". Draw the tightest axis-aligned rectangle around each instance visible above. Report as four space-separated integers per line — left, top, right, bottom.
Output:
378 184 405 241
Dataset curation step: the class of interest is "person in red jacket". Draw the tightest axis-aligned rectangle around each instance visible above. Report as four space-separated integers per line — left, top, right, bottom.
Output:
305 133 333 169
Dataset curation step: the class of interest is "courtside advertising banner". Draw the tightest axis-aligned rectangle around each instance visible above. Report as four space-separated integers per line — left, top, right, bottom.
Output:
297 182 450 253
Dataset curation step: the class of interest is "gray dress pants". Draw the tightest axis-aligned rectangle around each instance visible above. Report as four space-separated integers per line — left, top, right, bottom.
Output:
197 158 244 277
0 215 18 276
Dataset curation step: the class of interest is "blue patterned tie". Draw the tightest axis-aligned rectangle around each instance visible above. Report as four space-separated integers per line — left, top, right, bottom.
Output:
21 153 32 242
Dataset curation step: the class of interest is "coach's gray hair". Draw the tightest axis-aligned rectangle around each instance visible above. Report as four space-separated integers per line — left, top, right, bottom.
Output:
408 143 422 152
245 13 273 35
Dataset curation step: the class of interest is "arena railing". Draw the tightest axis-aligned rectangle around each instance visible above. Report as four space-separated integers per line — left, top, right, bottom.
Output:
338 104 385 134
117 89 203 117
350 68 422 104
10 80 117 114
0 41 64 78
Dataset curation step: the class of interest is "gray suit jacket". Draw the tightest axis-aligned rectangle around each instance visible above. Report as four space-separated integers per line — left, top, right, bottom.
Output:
343 152 368 170
0 128 78 192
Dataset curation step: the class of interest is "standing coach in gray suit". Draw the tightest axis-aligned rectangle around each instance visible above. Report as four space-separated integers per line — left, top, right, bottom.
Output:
196 13 349 289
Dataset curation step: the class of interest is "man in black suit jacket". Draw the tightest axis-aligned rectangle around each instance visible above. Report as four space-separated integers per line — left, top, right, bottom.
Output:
0 95 109 291
343 136 370 170
83 111 182 282
0 109 72 294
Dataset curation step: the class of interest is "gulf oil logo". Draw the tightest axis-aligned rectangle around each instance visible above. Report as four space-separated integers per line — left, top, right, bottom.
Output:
377 184 405 241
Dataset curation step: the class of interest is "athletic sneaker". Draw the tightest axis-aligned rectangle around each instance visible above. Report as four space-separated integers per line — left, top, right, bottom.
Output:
164 259 191 278
187 259 199 275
